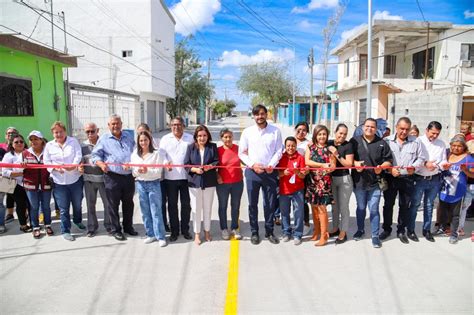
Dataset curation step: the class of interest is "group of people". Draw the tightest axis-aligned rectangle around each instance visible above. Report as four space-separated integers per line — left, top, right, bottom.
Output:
0 105 473 248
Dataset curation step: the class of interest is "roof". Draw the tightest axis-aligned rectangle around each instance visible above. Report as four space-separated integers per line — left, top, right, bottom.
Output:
334 81 402 94
0 35 77 67
331 20 453 56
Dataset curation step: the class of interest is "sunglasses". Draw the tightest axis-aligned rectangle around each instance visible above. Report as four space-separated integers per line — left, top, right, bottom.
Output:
85 130 96 134
13 140 24 144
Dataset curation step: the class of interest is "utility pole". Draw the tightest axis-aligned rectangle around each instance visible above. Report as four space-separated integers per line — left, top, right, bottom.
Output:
291 46 296 126
49 0 55 49
206 57 211 124
423 22 430 90
61 11 72 133
366 0 372 118
308 48 314 132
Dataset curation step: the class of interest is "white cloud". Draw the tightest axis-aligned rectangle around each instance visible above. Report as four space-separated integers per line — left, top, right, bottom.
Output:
373 10 403 21
170 0 221 36
465 10 474 19
298 19 318 30
217 48 295 68
292 0 338 14
302 57 338 76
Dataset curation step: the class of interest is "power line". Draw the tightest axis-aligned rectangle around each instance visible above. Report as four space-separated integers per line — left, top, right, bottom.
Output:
415 0 427 23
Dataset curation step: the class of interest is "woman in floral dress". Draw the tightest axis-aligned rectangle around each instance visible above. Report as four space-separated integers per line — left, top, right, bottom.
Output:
305 125 336 246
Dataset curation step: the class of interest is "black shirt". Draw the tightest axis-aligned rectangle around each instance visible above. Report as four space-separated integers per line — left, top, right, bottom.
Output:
350 135 392 189
328 140 353 177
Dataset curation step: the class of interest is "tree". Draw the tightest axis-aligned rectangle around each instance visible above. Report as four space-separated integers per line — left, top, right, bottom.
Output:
237 61 293 121
166 37 211 119
212 99 237 117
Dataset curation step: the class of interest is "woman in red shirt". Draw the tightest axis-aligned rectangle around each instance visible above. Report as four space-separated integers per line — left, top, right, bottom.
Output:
217 128 244 240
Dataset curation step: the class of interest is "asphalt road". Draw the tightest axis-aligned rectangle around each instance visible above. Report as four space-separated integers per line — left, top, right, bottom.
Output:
0 115 472 314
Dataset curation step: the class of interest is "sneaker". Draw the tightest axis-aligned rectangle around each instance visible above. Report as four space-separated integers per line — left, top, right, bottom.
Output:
433 228 445 236
144 237 157 244
158 239 167 247
294 238 302 245
46 226 54 236
448 236 458 244
353 230 365 241
221 229 230 240
282 235 291 242
5 213 14 223
0 225 6 234
303 224 311 236
232 229 242 240
39 212 44 224
74 222 86 230
372 237 382 248
63 233 75 241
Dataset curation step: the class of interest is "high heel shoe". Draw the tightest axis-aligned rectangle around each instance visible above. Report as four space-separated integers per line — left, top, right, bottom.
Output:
329 229 340 238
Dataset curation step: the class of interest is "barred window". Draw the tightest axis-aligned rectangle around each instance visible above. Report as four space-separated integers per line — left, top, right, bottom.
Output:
0 76 34 116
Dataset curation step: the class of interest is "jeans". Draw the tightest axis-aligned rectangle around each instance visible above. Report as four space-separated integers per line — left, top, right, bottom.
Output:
245 169 278 235
0 192 5 226
216 181 244 230
354 186 382 237
136 180 166 240
459 185 474 229
279 189 304 238
409 176 441 232
26 190 52 229
53 177 84 234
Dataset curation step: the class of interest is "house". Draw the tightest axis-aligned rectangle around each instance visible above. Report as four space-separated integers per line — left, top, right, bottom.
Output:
331 20 474 139
0 35 77 138
2 0 175 133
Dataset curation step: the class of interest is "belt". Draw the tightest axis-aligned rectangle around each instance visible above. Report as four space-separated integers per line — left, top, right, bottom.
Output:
415 173 441 180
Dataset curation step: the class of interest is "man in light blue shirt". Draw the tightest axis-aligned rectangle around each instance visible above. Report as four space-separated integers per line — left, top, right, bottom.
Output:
92 114 136 241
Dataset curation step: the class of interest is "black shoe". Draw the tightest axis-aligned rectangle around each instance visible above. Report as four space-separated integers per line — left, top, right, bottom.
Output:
170 234 178 242
106 228 113 236
407 232 419 242
335 234 347 245
372 237 382 248
114 232 126 241
124 228 138 236
265 233 280 244
5 213 14 223
182 232 193 240
353 230 365 241
379 230 391 241
165 224 171 232
250 233 260 245
423 230 435 242
432 228 444 236
397 233 409 244
86 231 96 238
329 229 340 238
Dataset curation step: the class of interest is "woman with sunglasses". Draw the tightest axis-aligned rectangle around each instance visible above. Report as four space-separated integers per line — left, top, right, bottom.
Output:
1 134 31 233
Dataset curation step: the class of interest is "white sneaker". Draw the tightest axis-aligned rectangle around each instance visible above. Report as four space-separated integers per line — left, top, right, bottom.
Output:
63 233 75 241
232 229 242 240
158 239 167 247
144 237 156 244
221 229 230 240
0 225 6 234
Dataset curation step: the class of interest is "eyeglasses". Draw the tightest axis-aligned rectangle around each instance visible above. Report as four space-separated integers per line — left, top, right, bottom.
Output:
85 130 96 134
13 140 24 144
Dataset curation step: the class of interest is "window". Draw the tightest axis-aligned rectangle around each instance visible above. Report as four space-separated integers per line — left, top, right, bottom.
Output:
359 54 367 81
384 55 396 75
460 44 474 61
0 76 34 116
122 50 133 58
412 47 435 79
344 59 350 77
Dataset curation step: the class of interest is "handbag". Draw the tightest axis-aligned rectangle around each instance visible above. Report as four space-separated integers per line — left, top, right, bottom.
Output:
0 176 17 194
360 138 388 191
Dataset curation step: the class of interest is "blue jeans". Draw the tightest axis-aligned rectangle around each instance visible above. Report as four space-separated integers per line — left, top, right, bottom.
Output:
279 189 304 238
354 186 382 237
136 180 166 240
53 177 84 234
216 181 243 230
0 192 5 226
409 176 441 232
26 190 52 228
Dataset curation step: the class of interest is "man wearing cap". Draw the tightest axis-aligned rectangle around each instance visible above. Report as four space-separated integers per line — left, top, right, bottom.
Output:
409 121 448 242
80 122 111 237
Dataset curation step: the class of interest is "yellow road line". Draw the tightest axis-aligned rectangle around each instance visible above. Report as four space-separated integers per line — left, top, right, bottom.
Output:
224 239 240 315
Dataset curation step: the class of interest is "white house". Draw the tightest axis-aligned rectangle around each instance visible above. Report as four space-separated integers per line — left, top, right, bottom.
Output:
331 20 474 134
1 0 175 133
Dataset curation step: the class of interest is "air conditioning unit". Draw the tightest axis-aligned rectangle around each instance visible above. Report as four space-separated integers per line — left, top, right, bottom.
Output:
460 60 472 68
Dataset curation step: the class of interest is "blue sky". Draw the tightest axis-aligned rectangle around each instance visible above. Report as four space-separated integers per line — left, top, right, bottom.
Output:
164 0 474 110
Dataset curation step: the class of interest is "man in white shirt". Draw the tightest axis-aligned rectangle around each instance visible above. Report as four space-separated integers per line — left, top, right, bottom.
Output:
239 105 283 245
159 116 194 242
409 121 447 242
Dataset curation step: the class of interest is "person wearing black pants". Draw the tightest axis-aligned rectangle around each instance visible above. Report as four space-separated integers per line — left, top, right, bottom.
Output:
164 179 191 240
161 183 169 232
103 172 135 235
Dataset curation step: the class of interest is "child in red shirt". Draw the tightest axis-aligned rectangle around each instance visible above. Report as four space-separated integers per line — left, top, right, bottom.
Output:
277 136 308 245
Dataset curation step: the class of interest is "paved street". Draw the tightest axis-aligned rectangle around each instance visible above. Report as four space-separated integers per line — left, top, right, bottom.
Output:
0 116 472 314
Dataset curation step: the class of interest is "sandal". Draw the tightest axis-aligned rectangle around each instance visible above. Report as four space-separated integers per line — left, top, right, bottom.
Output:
33 229 41 239
46 226 54 236
20 225 32 233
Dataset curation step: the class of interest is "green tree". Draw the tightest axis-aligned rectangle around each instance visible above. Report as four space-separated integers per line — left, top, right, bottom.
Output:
237 61 293 121
166 37 211 118
212 99 237 117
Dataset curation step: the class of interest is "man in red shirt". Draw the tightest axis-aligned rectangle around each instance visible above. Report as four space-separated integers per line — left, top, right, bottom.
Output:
277 137 308 245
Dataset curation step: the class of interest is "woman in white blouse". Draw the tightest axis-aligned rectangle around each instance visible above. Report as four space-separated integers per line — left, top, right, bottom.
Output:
1 134 31 232
131 131 167 247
